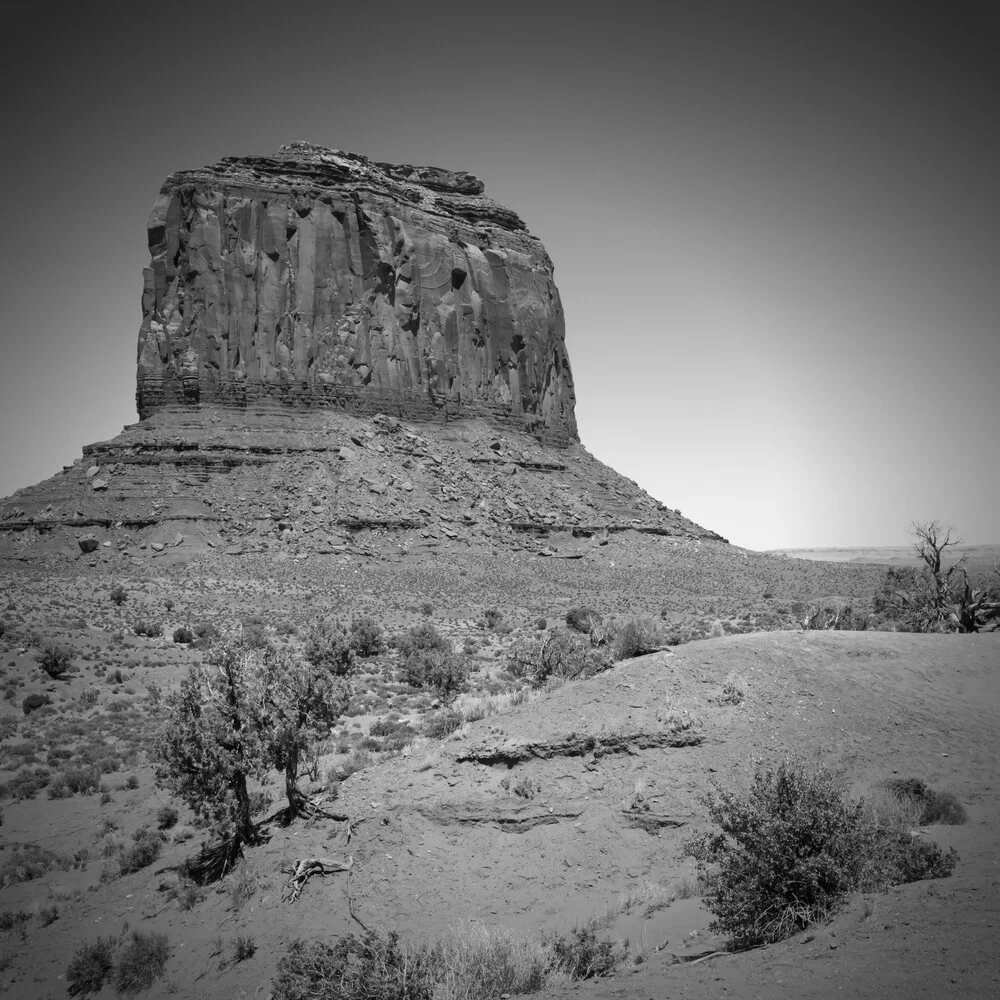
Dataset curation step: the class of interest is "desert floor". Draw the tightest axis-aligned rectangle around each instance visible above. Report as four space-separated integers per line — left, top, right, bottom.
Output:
0 541 996 999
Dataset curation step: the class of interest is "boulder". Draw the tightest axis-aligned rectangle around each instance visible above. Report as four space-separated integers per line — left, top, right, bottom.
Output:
78 535 99 553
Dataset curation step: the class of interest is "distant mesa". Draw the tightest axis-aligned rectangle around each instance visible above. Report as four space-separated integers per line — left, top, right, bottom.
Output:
137 141 578 447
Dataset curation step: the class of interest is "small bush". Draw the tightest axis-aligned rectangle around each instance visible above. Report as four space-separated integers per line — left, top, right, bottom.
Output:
157 805 179 830
110 585 128 606
422 710 463 739
886 834 959 882
55 765 102 796
884 778 968 826
440 923 549 996
67 936 119 996
394 622 450 658
481 608 503 630
685 760 893 949
35 644 74 679
114 930 170 994
0 768 53 803
547 926 627 979
79 687 100 707
272 931 440 1000
233 936 256 962
172 627 194 644
191 621 219 650
133 619 163 638
404 649 468 702
0 911 30 932
507 631 610 686
610 618 664 661
349 616 384 657
565 607 602 633
0 843 72 888
101 828 163 882
305 622 356 676
21 694 52 715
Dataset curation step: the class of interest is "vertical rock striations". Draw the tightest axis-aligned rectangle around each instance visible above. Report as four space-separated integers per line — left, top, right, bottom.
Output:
137 142 577 445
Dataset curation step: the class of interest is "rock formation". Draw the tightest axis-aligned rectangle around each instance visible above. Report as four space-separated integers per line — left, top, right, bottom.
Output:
137 142 577 446
1 144 726 559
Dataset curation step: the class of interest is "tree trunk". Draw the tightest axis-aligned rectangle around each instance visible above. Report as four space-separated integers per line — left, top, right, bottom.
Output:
285 744 306 817
233 770 256 846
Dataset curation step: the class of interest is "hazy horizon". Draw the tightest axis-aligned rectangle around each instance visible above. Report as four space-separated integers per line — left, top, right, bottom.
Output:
1 1 997 551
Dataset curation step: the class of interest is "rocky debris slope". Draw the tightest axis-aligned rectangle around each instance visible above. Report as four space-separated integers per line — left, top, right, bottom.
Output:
137 142 577 446
0 409 724 561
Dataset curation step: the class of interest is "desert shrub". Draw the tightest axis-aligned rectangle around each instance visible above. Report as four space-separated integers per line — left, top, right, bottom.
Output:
565 607 602 633
35 643 74 679
133 619 162 638
233 936 256 962
109 585 128 606
546 925 627 980
480 608 503 630
369 717 398 738
67 936 119 996
101 828 163 882
306 621 356 676
349 616 384 657
420 601 434 616
535 617 547 630
0 910 31 932
805 603 869 631
79 687 100 707
272 930 441 1000
172 626 194 644
883 778 967 825
507 631 610 687
610 617 664 661
0 843 72 888
191 621 220 649
157 805 179 830
685 760 895 949
0 767 51 801
404 649 468 702
114 930 171 993
439 923 550 997
168 876 203 911
422 709 464 739
57 765 102 796
885 834 958 882
227 859 260 912
21 692 50 716
394 622 450 658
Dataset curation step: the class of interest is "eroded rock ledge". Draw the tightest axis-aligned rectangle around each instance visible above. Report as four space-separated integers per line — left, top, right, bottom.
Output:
137 142 577 446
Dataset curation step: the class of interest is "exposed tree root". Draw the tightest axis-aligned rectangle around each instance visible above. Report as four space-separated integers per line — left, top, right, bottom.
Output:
281 856 354 903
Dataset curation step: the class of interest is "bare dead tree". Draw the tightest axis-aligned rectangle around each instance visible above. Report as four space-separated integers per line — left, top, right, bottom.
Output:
911 520 962 619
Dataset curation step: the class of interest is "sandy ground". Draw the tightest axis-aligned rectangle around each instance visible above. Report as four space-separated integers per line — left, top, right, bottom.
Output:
1 628 996 999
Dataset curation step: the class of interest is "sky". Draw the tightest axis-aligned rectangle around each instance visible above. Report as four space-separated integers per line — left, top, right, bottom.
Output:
0 1 997 550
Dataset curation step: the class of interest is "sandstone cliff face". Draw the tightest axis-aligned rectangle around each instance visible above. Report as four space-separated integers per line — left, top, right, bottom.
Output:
137 142 577 445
